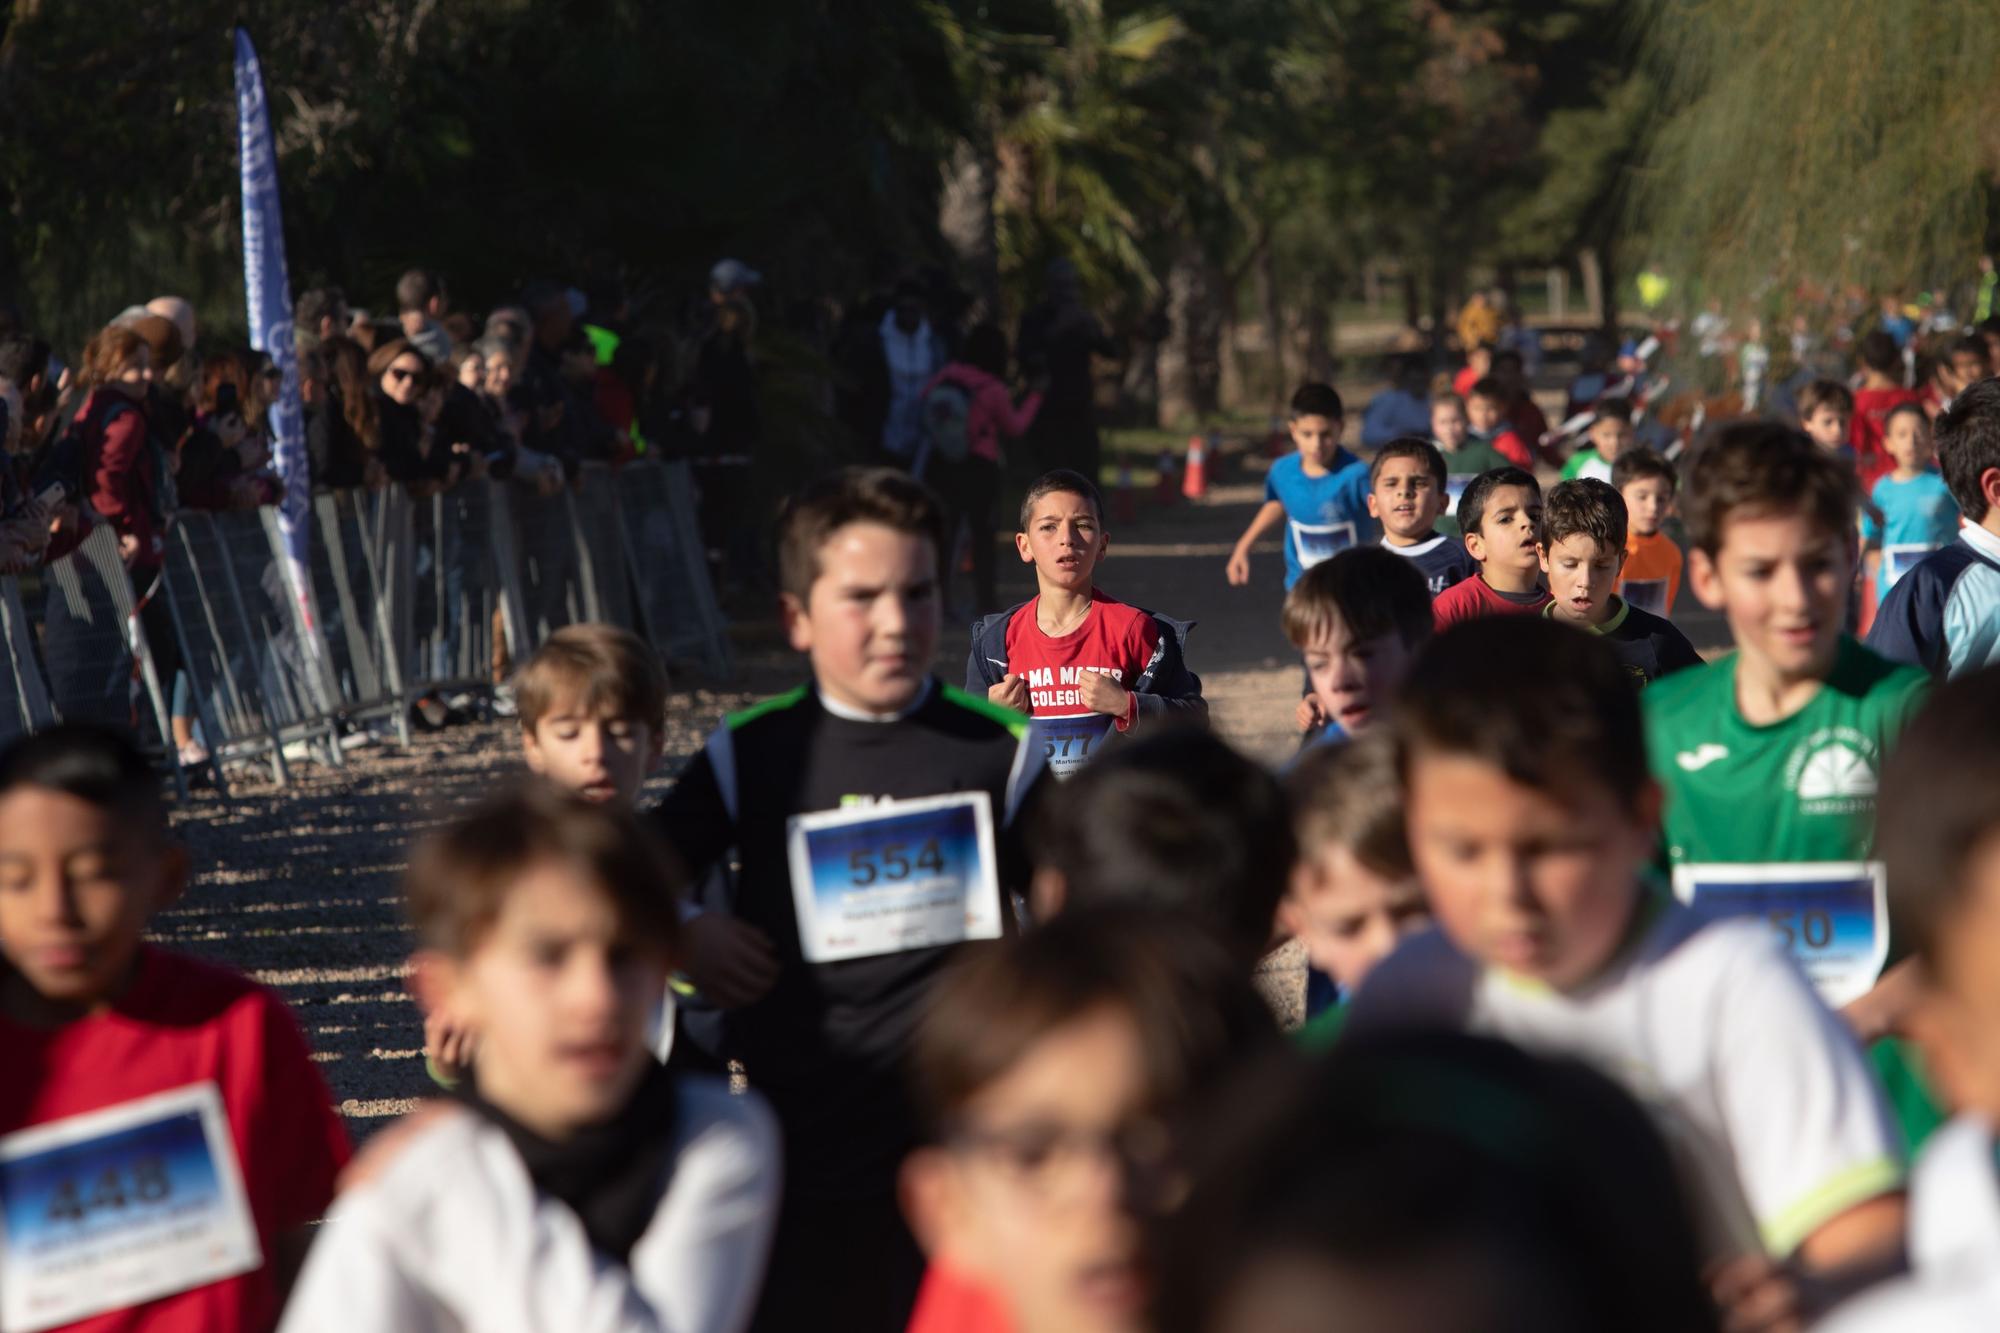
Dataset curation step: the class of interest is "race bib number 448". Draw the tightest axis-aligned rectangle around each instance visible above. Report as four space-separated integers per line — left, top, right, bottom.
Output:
786 792 1003 963
1672 861 1888 1008
0 1083 261 1333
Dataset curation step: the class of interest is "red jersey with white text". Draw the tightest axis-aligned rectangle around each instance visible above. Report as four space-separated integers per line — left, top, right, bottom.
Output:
0 947 352 1333
1003 590 1161 717
1431 574 1551 631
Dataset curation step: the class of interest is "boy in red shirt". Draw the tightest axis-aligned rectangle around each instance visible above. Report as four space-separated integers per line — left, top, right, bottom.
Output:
1851 330 1924 486
0 725 351 1333
1430 466 1551 629
966 470 1204 778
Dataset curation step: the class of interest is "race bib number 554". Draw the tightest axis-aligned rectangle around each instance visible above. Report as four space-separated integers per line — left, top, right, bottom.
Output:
0 1083 261 1333
786 792 1003 963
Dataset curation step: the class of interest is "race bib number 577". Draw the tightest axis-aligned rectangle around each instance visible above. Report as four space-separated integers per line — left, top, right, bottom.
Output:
0 1083 261 1333
786 792 1003 963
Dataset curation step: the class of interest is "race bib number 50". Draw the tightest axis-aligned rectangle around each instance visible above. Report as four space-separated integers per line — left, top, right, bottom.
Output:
0 1083 261 1333
786 792 1003 963
1672 861 1889 1008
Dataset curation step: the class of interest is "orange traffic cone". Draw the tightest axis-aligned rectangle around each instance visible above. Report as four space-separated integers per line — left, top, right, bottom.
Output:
1182 434 1209 500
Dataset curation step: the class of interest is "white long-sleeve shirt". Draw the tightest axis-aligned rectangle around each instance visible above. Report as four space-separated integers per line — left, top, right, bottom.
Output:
279 1077 781 1333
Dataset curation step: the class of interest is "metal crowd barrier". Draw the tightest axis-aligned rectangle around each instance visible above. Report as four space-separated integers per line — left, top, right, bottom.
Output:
0 460 733 791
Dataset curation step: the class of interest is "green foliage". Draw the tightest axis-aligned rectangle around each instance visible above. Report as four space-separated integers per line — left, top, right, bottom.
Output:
1634 0 2000 304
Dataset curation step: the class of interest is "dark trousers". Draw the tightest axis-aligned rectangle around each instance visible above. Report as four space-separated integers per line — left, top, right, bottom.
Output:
749 1188 925 1333
929 454 1003 617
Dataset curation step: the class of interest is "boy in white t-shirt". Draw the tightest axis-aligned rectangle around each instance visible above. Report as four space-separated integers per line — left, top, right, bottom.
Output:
1822 666 2000 1329
1349 614 1906 1329
280 786 780 1333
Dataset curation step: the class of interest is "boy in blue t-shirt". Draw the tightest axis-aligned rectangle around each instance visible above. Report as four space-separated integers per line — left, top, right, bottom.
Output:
1226 382 1375 591
1863 402 1960 604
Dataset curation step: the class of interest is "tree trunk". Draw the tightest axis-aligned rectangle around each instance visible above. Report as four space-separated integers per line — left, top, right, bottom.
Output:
938 136 1001 324
1158 242 1221 427
1595 238 1620 338
1580 248 1605 331
1258 241 1286 415
1401 269 1421 332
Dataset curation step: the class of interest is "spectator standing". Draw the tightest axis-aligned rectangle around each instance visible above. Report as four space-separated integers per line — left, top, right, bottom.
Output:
1015 258 1112 482
875 279 950 468
396 268 454 364
922 323 1042 616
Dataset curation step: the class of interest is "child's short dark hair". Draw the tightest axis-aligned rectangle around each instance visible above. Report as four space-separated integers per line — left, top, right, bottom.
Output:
1878 664 2000 963
1951 332 1990 369
1467 376 1508 404
405 782 684 959
1154 1032 1713 1333
1858 330 1902 376
1935 376 2000 521
1541 478 1628 553
1682 422 1857 557
1289 382 1344 420
1455 466 1540 544
1591 397 1633 424
1884 401 1928 434
1611 449 1677 494
1796 378 1855 419
1281 547 1433 655
1018 468 1105 532
1285 731 1412 881
1396 616 1650 812
514 623 666 735
0 724 166 833
1368 436 1447 488
1432 391 1466 416
908 906 1280 1140
1030 730 1294 966
777 466 946 603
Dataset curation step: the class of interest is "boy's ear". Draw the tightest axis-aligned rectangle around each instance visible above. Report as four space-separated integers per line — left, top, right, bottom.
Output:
1029 865 1067 923
780 591 813 652
1365 491 1382 519
900 1148 970 1263
521 725 547 774
1463 529 1489 563
1013 531 1035 565
1687 548 1726 611
408 949 460 1019
1536 543 1552 573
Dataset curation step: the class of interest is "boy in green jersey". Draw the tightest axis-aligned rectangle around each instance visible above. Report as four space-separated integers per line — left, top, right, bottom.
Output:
1644 424 1936 1137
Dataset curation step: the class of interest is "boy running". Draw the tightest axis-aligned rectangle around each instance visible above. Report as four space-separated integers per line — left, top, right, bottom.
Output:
1614 450 1685 615
1559 397 1635 483
0 726 351 1331
1539 478 1701 687
282 788 780 1333
1225 383 1373 591
1367 437 1475 596
1870 377 2000 676
1284 547 1433 744
654 467 1046 1333
1351 617 1906 1325
1429 467 1549 629
1646 425 1927 1027
1824 668 2000 1327
968 470 1204 780
1860 403 1958 607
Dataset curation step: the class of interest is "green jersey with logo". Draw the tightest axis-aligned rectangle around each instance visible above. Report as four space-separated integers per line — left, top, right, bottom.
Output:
1643 637 1927 1007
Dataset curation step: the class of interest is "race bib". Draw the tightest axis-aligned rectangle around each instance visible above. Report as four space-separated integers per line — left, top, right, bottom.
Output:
1445 474 1477 515
1881 543 1936 591
786 793 1002 963
1672 862 1888 1008
1289 519 1356 571
1621 577 1668 615
1027 712 1118 780
0 1083 261 1333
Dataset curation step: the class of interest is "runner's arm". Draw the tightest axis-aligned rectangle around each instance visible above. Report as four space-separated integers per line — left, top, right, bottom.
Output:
1227 500 1286 585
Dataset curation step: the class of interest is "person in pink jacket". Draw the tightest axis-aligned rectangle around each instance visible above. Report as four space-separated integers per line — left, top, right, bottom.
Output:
922 323 1043 616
